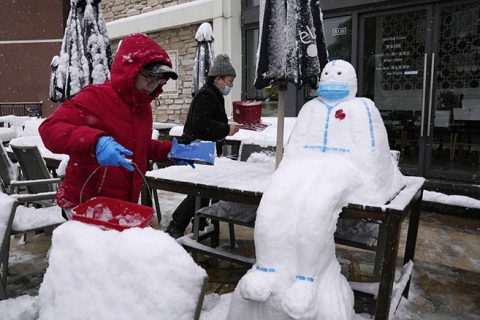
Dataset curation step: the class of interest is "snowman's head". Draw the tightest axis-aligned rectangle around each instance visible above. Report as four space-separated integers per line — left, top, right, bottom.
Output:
317 60 357 101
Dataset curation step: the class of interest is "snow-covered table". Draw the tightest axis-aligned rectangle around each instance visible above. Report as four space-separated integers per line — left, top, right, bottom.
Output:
145 159 424 320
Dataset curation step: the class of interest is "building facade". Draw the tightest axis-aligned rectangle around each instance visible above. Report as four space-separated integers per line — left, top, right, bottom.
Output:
0 0 479 191
0 0 68 116
103 0 480 189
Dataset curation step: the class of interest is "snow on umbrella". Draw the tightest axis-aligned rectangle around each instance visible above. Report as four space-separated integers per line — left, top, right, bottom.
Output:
255 0 328 168
192 22 215 96
49 0 112 103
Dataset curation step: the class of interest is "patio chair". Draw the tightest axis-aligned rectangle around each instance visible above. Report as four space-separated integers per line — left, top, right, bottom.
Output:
8 145 65 241
10 197 65 239
0 191 65 300
0 142 20 193
0 193 16 300
9 145 61 205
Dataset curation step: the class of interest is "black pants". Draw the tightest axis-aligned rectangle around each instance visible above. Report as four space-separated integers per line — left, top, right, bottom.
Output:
171 195 211 230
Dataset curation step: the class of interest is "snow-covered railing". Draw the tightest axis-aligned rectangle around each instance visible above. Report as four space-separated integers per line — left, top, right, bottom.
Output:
0 102 42 118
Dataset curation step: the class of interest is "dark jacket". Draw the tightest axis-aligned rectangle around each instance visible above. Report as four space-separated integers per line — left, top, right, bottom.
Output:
39 33 172 208
181 83 230 156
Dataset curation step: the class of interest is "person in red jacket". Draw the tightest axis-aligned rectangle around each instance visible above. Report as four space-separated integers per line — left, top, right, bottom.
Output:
39 33 181 219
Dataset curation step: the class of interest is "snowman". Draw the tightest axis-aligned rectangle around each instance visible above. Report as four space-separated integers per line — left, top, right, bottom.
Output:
227 60 405 320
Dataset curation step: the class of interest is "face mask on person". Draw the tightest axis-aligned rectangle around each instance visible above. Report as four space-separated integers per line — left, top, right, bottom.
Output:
317 83 350 101
220 78 232 96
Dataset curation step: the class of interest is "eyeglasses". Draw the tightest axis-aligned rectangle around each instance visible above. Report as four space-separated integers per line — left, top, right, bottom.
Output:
139 71 168 85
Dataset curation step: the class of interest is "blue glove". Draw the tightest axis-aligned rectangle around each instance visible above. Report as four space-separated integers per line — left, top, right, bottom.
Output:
171 158 195 168
96 136 134 171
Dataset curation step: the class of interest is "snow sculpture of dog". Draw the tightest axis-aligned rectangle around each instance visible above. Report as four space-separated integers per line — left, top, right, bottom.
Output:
227 60 406 320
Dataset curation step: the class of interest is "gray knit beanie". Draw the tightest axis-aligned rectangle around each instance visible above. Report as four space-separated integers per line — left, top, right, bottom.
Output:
208 53 236 77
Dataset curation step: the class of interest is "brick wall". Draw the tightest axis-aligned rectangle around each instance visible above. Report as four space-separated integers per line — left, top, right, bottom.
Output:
110 23 201 124
102 0 196 23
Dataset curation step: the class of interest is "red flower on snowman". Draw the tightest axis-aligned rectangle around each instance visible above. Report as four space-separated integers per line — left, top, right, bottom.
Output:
335 109 346 120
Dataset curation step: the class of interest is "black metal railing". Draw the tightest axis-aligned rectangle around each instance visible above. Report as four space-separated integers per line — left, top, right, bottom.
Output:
0 102 43 118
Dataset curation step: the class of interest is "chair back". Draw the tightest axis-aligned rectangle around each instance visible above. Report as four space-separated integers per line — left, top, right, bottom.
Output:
238 142 276 162
0 143 17 191
10 145 54 194
0 193 17 300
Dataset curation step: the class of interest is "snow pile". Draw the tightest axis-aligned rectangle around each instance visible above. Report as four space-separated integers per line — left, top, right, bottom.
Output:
19 119 45 137
37 221 207 320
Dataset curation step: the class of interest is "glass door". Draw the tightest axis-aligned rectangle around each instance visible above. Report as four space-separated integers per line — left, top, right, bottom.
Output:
359 6 434 177
426 1 480 183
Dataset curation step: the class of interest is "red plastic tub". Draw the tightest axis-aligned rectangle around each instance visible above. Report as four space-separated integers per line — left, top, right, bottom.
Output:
233 101 263 124
71 197 154 231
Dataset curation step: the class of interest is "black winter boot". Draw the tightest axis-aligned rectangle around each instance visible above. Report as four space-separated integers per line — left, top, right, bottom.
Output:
166 221 185 239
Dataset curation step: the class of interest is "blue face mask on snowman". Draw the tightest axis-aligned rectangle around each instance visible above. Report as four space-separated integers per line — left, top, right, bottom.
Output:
317 83 350 101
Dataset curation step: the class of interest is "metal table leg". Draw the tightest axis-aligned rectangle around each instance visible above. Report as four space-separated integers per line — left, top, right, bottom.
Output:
375 212 402 320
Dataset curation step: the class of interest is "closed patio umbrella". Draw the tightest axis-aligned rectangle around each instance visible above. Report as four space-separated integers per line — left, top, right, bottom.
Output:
49 0 112 103
255 0 328 168
192 22 215 96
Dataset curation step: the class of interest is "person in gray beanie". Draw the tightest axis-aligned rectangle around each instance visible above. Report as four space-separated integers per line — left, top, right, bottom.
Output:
166 53 240 239
208 53 237 78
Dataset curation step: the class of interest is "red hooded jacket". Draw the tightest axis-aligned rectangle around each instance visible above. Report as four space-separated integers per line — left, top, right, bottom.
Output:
39 33 173 208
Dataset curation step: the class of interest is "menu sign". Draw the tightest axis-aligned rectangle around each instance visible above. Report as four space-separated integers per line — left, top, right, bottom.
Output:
381 36 413 76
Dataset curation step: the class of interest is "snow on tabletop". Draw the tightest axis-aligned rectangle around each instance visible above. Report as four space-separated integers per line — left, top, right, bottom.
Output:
381 176 425 211
38 221 207 320
147 157 275 193
0 128 17 142
19 118 45 137
152 122 176 130
0 115 34 128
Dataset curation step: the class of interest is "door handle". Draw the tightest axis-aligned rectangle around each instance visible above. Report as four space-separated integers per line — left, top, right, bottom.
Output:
420 54 428 137
427 53 435 137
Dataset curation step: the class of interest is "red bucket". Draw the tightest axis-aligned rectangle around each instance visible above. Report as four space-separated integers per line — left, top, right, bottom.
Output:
233 101 263 124
71 197 154 231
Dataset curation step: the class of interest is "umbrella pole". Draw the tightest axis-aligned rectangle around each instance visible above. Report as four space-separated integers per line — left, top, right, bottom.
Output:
275 80 288 169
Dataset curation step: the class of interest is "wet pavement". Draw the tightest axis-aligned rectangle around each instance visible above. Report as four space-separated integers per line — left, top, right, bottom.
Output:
6 211 480 319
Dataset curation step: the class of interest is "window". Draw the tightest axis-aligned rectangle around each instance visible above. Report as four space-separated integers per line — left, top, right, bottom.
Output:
246 0 259 6
306 15 353 98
